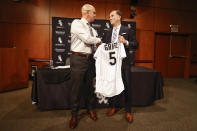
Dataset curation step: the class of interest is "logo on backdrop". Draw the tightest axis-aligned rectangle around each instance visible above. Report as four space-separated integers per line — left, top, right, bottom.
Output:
68 22 72 26
58 37 63 43
55 37 65 47
55 54 64 64
58 20 63 26
55 48 65 53
127 24 131 28
56 19 64 29
55 31 65 35
57 55 63 62
92 23 101 28
67 39 71 44
106 22 110 28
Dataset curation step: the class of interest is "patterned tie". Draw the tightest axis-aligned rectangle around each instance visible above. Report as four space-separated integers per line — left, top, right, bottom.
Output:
87 23 94 36
87 23 96 53
112 27 118 43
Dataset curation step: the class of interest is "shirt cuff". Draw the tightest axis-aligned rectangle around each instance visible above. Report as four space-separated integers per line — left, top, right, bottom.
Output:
97 38 101 43
125 40 129 46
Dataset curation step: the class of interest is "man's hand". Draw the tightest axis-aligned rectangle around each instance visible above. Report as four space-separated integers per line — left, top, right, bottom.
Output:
118 35 128 45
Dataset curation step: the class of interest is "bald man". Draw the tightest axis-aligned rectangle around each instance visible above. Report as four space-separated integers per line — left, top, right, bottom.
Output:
69 4 101 129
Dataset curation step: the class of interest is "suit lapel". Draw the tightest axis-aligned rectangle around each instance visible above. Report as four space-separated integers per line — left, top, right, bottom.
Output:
108 25 124 43
108 28 113 43
119 25 124 35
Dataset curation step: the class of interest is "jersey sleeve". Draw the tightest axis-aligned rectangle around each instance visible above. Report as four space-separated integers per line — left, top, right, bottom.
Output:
120 43 127 58
94 44 103 60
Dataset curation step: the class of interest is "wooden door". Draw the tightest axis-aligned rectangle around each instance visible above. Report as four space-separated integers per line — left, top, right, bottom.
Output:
155 33 189 78
155 34 169 77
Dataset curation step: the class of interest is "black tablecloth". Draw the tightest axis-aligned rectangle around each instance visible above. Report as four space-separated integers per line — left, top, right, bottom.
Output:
31 66 164 110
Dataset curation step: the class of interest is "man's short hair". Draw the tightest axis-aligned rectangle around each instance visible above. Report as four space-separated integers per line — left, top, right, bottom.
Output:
115 10 122 17
113 10 122 21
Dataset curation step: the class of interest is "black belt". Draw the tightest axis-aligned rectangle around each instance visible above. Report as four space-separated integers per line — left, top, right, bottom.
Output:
71 51 91 58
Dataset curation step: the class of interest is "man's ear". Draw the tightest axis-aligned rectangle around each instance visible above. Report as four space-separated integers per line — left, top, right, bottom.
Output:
119 16 122 21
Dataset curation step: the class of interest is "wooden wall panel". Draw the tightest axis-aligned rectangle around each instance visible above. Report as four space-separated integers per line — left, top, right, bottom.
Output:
0 0 49 24
155 8 180 33
0 48 28 92
106 0 130 4
168 59 185 78
155 0 184 9
181 0 197 11
51 0 81 19
87 1 106 19
155 34 169 77
135 6 154 30
135 30 154 60
106 0 154 6
0 23 16 48
137 0 155 7
155 0 197 11
50 0 105 24
184 36 191 78
178 11 197 34
191 35 197 62
170 35 187 56
190 64 197 76
190 35 197 76
155 8 197 33
105 2 131 20
0 50 3 89
187 13 197 34
15 24 50 59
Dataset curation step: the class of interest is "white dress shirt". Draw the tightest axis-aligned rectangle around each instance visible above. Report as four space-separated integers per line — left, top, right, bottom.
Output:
111 24 129 46
70 18 101 54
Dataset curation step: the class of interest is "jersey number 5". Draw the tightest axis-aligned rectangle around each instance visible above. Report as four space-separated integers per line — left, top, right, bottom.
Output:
109 52 116 65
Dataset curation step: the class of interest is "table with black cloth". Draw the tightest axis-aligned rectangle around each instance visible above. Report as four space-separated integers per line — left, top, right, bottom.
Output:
31 66 164 110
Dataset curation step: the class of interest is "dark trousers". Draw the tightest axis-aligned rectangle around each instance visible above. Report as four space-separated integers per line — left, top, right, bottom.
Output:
84 55 96 110
109 64 132 113
70 54 96 117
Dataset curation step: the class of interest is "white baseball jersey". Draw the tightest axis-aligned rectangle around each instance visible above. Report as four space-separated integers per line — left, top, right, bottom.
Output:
94 42 126 97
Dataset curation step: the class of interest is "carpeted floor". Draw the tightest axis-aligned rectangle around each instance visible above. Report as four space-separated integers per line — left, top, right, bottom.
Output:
0 78 197 131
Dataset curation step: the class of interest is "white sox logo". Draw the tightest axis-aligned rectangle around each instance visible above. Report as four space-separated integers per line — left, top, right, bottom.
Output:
106 22 110 28
57 55 63 62
128 24 131 28
58 37 63 43
96 93 108 104
58 20 63 27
